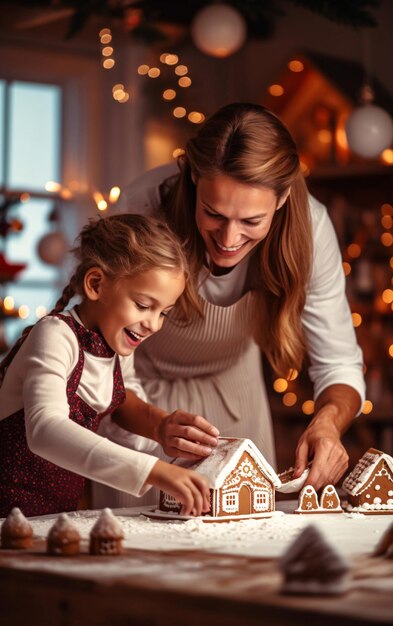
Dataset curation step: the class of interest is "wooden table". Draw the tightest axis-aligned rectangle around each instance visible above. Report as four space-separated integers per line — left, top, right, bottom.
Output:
1 538 392 626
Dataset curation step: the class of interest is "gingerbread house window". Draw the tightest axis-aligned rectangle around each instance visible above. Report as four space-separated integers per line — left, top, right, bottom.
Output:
223 492 238 513
254 489 269 511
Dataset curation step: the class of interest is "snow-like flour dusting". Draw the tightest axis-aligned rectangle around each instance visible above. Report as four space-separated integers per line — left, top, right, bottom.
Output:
15 501 392 559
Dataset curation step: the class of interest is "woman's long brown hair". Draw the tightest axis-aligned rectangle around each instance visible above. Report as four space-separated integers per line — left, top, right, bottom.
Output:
160 103 313 376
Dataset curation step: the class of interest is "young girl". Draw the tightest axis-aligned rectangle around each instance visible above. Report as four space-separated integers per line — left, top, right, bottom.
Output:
0 213 216 518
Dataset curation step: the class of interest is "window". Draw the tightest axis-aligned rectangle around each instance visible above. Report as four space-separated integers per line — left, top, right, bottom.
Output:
0 79 62 345
254 489 270 511
223 492 238 513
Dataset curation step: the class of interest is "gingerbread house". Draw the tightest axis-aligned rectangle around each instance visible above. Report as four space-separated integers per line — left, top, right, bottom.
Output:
159 437 281 519
342 448 393 514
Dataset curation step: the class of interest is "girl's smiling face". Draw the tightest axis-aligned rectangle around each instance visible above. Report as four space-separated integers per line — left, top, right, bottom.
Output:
194 174 288 275
78 267 185 356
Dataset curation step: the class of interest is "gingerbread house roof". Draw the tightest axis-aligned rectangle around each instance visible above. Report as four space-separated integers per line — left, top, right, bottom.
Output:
342 448 393 496
172 437 281 489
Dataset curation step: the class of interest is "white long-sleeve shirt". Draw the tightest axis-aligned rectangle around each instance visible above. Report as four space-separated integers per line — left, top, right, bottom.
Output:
0 309 158 497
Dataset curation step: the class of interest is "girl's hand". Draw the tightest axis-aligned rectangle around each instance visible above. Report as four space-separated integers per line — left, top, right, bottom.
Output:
147 460 211 516
157 411 219 460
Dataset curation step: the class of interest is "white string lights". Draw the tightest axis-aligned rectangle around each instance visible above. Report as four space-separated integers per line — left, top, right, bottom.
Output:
137 51 205 158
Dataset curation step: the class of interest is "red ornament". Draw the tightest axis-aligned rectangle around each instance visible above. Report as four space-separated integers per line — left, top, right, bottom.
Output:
0 252 26 282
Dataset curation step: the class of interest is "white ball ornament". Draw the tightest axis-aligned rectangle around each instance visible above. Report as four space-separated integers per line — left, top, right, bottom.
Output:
191 4 247 58
345 103 393 158
37 232 69 266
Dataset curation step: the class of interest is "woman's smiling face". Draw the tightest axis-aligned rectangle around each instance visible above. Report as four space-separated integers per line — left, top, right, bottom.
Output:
194 174 287 275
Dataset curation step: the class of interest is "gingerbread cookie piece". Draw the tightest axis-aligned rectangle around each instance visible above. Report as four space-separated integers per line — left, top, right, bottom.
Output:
1 507 33 549
279 525 350 595
295 485 320 513
320 485 343 513
89 508 124 556
47 513 81 556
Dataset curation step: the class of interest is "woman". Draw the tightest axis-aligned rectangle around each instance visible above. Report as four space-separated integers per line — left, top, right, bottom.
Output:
93 103 364 508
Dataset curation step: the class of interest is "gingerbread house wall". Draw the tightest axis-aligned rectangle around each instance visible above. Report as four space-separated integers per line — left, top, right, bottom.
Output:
349 459 393 508
214 451 275 517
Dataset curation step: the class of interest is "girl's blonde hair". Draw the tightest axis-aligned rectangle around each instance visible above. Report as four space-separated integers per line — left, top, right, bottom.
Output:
160 102 313 376
0 213 198 384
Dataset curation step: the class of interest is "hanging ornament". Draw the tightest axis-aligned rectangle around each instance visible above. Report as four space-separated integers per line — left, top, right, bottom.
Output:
191 4 247 58
345 85 393 159
37 232 69 266
0 252 26 282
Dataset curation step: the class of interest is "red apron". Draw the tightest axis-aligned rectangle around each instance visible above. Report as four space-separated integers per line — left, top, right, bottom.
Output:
0 314 125 517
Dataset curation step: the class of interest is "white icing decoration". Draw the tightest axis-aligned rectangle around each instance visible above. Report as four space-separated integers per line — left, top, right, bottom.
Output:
373 497 382 504
375 484 381 490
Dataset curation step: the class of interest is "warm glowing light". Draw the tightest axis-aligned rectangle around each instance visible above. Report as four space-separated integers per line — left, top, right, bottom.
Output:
113 88 125 101
342 261 351 276
347 243 361 258
173 148 185 158
362 400 373 414
335 126 349 149
389 344 393 358
163 89 176 101
381 232 393 247
4 296 14 311
93 192 107 212
178 76 192 88
60 188 73 200
103 59 115 69
100 33 112 44
381 148 393 164
18 305 30 319
381 203 393 216
283 392 297 407
173 107 186 118
352 312 362 327
390 257 393 269
302 400 315 415
317 129 332 144
109 187 120 203
287 369 298 381
102 46 114 57
381 215 393 229
118 93 129 103
288 59 304 72
99 28 111 37
137 64 150 75
175 65 188 76
160 53 169 63
382 289 393 303
148 67 160 78
36 306 47 319
300 161 310 176
273 378 288 393
112 83 124 92
165 54 179 65
20 192 30 202
188 111 205 124
45 181 61 192
268 84 284 96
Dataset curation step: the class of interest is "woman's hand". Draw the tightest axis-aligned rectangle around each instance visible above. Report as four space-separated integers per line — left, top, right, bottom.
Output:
292 384 360 491
293 411 349 491
147 459 211 516
157 411 219 460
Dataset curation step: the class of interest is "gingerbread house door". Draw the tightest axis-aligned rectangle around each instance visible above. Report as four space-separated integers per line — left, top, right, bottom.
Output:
238 484 252 515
